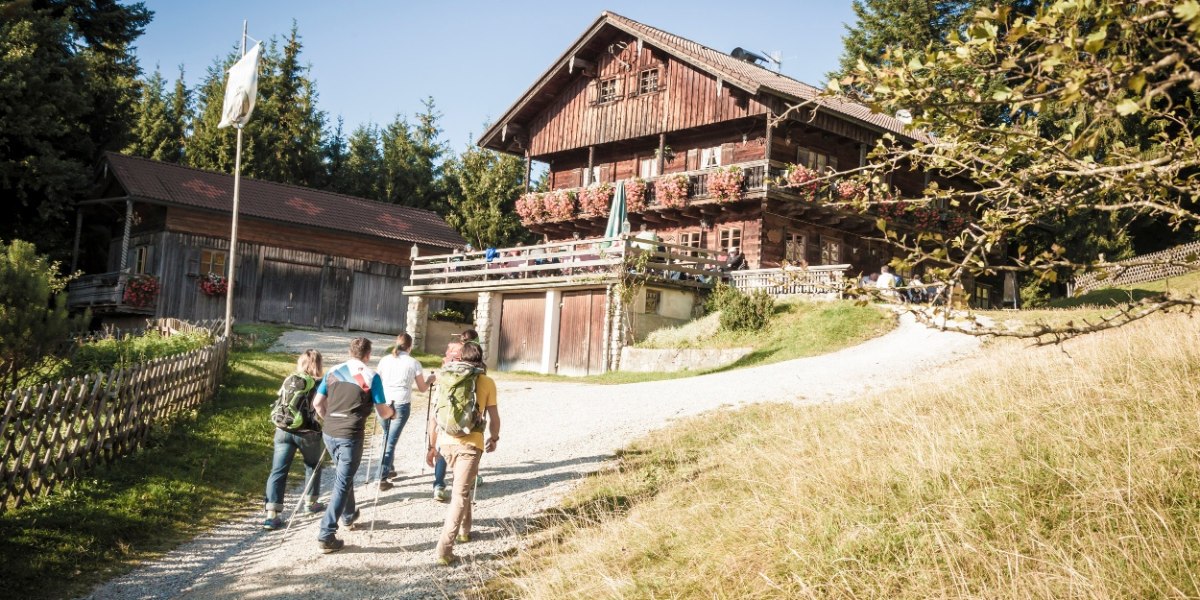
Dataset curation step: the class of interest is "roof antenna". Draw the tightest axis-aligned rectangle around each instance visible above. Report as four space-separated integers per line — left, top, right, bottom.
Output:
760 50 782 72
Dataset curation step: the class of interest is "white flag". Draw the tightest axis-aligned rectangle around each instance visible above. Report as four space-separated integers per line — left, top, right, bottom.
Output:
217 42 261 129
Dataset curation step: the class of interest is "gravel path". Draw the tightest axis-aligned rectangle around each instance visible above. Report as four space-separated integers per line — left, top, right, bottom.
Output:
82 314 980 600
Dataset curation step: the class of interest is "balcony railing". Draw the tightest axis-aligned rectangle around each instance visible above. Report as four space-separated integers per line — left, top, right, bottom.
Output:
67 271 156 313
406 235 727 291
728 265 849 299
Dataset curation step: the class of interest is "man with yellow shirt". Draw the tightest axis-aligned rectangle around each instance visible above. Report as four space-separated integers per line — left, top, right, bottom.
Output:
425 341 500 565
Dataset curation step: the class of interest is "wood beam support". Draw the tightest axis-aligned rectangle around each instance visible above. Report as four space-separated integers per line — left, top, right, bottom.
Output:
119 199 133 271
657 133 666 175
587 146 595 185
569 55 595 76
501 122 524 143
71 208 83 273
524 149 532 193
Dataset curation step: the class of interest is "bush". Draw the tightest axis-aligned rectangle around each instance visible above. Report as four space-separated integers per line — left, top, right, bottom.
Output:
703 283 741 314
430 307 467 323
61 330 212 378
718 289 775 332
0 240 85 391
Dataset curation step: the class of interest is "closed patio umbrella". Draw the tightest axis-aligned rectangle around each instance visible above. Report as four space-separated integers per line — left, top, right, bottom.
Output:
602 180 628 248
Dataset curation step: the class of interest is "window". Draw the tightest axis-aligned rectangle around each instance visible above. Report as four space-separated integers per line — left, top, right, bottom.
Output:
639 156 659 179
719 227 742 254
679 231 703 256
701 145 722 169
638 68 660 94
820 237 841 264
645 289 661 314
796 147 838 172
133 245 149 274
200 249 227 276
598 78 620 103
583 165 601 186
784 232 806 265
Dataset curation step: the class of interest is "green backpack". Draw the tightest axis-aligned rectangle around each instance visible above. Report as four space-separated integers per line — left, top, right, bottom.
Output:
271 373 320 433
434 362 484 436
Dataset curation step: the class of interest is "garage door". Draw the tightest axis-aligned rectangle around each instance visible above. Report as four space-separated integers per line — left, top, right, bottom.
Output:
497 293 545 372
348 271 409 334
556 290 606 376
256 260 322 326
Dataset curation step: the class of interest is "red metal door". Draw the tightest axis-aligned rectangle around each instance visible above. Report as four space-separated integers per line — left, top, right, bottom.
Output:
556 290 607 376
497 293 545 372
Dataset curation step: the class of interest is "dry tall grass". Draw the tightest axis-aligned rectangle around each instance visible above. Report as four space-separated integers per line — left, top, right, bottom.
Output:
480 315 1200 599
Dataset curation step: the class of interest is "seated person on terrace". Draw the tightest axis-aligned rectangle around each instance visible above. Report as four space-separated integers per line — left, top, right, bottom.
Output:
724 247 747 272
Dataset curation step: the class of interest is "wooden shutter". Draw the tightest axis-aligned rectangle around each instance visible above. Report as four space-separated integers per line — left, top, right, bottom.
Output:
686 148 699 171
721 143 736 166
587 80 598 105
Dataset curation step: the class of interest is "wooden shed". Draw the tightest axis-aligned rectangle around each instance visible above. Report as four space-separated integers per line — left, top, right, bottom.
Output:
68 153 465 333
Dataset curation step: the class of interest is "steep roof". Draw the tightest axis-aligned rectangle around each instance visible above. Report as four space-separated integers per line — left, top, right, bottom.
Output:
479 11 929 152
102 153 465 249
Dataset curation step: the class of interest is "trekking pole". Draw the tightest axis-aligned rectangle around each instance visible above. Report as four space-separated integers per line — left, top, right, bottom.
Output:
366 412 387 541
422 380 434 475
280 445 327 542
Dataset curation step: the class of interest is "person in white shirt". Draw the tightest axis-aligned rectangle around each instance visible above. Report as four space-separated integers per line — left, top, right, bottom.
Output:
875 265 898 301
375 333 435 489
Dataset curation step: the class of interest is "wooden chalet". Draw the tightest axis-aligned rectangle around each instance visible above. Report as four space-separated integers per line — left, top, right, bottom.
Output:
406 11 958 376
69 153 465 333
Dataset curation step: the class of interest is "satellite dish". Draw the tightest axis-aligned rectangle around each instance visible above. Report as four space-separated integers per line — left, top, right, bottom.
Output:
895 109 913 125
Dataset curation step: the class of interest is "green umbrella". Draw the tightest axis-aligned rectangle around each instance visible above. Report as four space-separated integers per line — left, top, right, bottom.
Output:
602 180 628 249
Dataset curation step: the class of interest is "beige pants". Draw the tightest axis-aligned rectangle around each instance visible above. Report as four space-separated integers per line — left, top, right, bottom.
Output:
436 444 482 559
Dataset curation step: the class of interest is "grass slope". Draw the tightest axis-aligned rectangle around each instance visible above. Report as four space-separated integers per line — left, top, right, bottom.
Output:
481 314 1200 599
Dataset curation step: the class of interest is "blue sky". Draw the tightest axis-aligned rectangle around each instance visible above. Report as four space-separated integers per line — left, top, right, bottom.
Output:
135 1 858 153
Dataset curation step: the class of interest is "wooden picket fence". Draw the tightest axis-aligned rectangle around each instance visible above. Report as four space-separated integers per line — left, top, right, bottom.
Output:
0 319 230 511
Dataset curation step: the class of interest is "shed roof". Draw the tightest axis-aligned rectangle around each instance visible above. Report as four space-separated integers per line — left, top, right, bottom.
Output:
479 11 929 153
102 153 466 249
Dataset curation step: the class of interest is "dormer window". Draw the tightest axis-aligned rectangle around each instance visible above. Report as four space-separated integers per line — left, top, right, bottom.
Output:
638 68 660 94
598 78 620 103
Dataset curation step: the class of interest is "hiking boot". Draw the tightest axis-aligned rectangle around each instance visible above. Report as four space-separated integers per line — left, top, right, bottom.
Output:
262 516 284 531
381 470 397 480
436 553 460 566
342 509 361 529
377 480 394 491
433 486 449 503
306 501 327 514
318 537 345 554
456 532 470 544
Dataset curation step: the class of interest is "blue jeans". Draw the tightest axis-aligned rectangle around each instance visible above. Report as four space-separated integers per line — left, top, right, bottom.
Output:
264 429 323 512
319 434 363 541
378 403 411 479
433 453 447 489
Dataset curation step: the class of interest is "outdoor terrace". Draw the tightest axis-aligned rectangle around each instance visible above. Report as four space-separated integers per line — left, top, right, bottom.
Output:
404 234 852 301
67 271 156 315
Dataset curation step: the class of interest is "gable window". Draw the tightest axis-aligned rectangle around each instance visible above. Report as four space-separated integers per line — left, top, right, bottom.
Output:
784 232 806 265
719 227 742 254
200 249 227 276
639 156 659 179
820 237 841 264
679 231 703 256
133 245 150 274
598 77 620 104
638 68 660 94
797 147 838 172
701 146 722 169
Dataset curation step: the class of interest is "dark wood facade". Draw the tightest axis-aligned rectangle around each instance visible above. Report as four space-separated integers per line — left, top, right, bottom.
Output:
71 154 464 332
480 12 955 285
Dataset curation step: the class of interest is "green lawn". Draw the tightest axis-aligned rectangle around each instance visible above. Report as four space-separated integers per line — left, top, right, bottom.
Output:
0 349 294 600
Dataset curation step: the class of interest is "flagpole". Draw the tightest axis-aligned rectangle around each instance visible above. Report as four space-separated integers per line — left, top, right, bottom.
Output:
223 20 247 340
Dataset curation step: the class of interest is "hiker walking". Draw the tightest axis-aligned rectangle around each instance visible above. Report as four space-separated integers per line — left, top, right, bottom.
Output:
312 337 394 553
430 329 478 501
375 333 435 490
262 349 326 530
426 341 500 565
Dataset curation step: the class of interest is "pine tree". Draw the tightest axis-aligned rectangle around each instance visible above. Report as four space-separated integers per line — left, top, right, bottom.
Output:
166 65 191 163
124 67 177 161
322 116 348 191
443 144 528 249
379 98 449 212
339 124 384 200
0 0 151 260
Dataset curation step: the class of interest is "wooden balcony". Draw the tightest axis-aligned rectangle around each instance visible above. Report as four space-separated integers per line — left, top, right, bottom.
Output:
67 271 156 314
404 235 726 298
